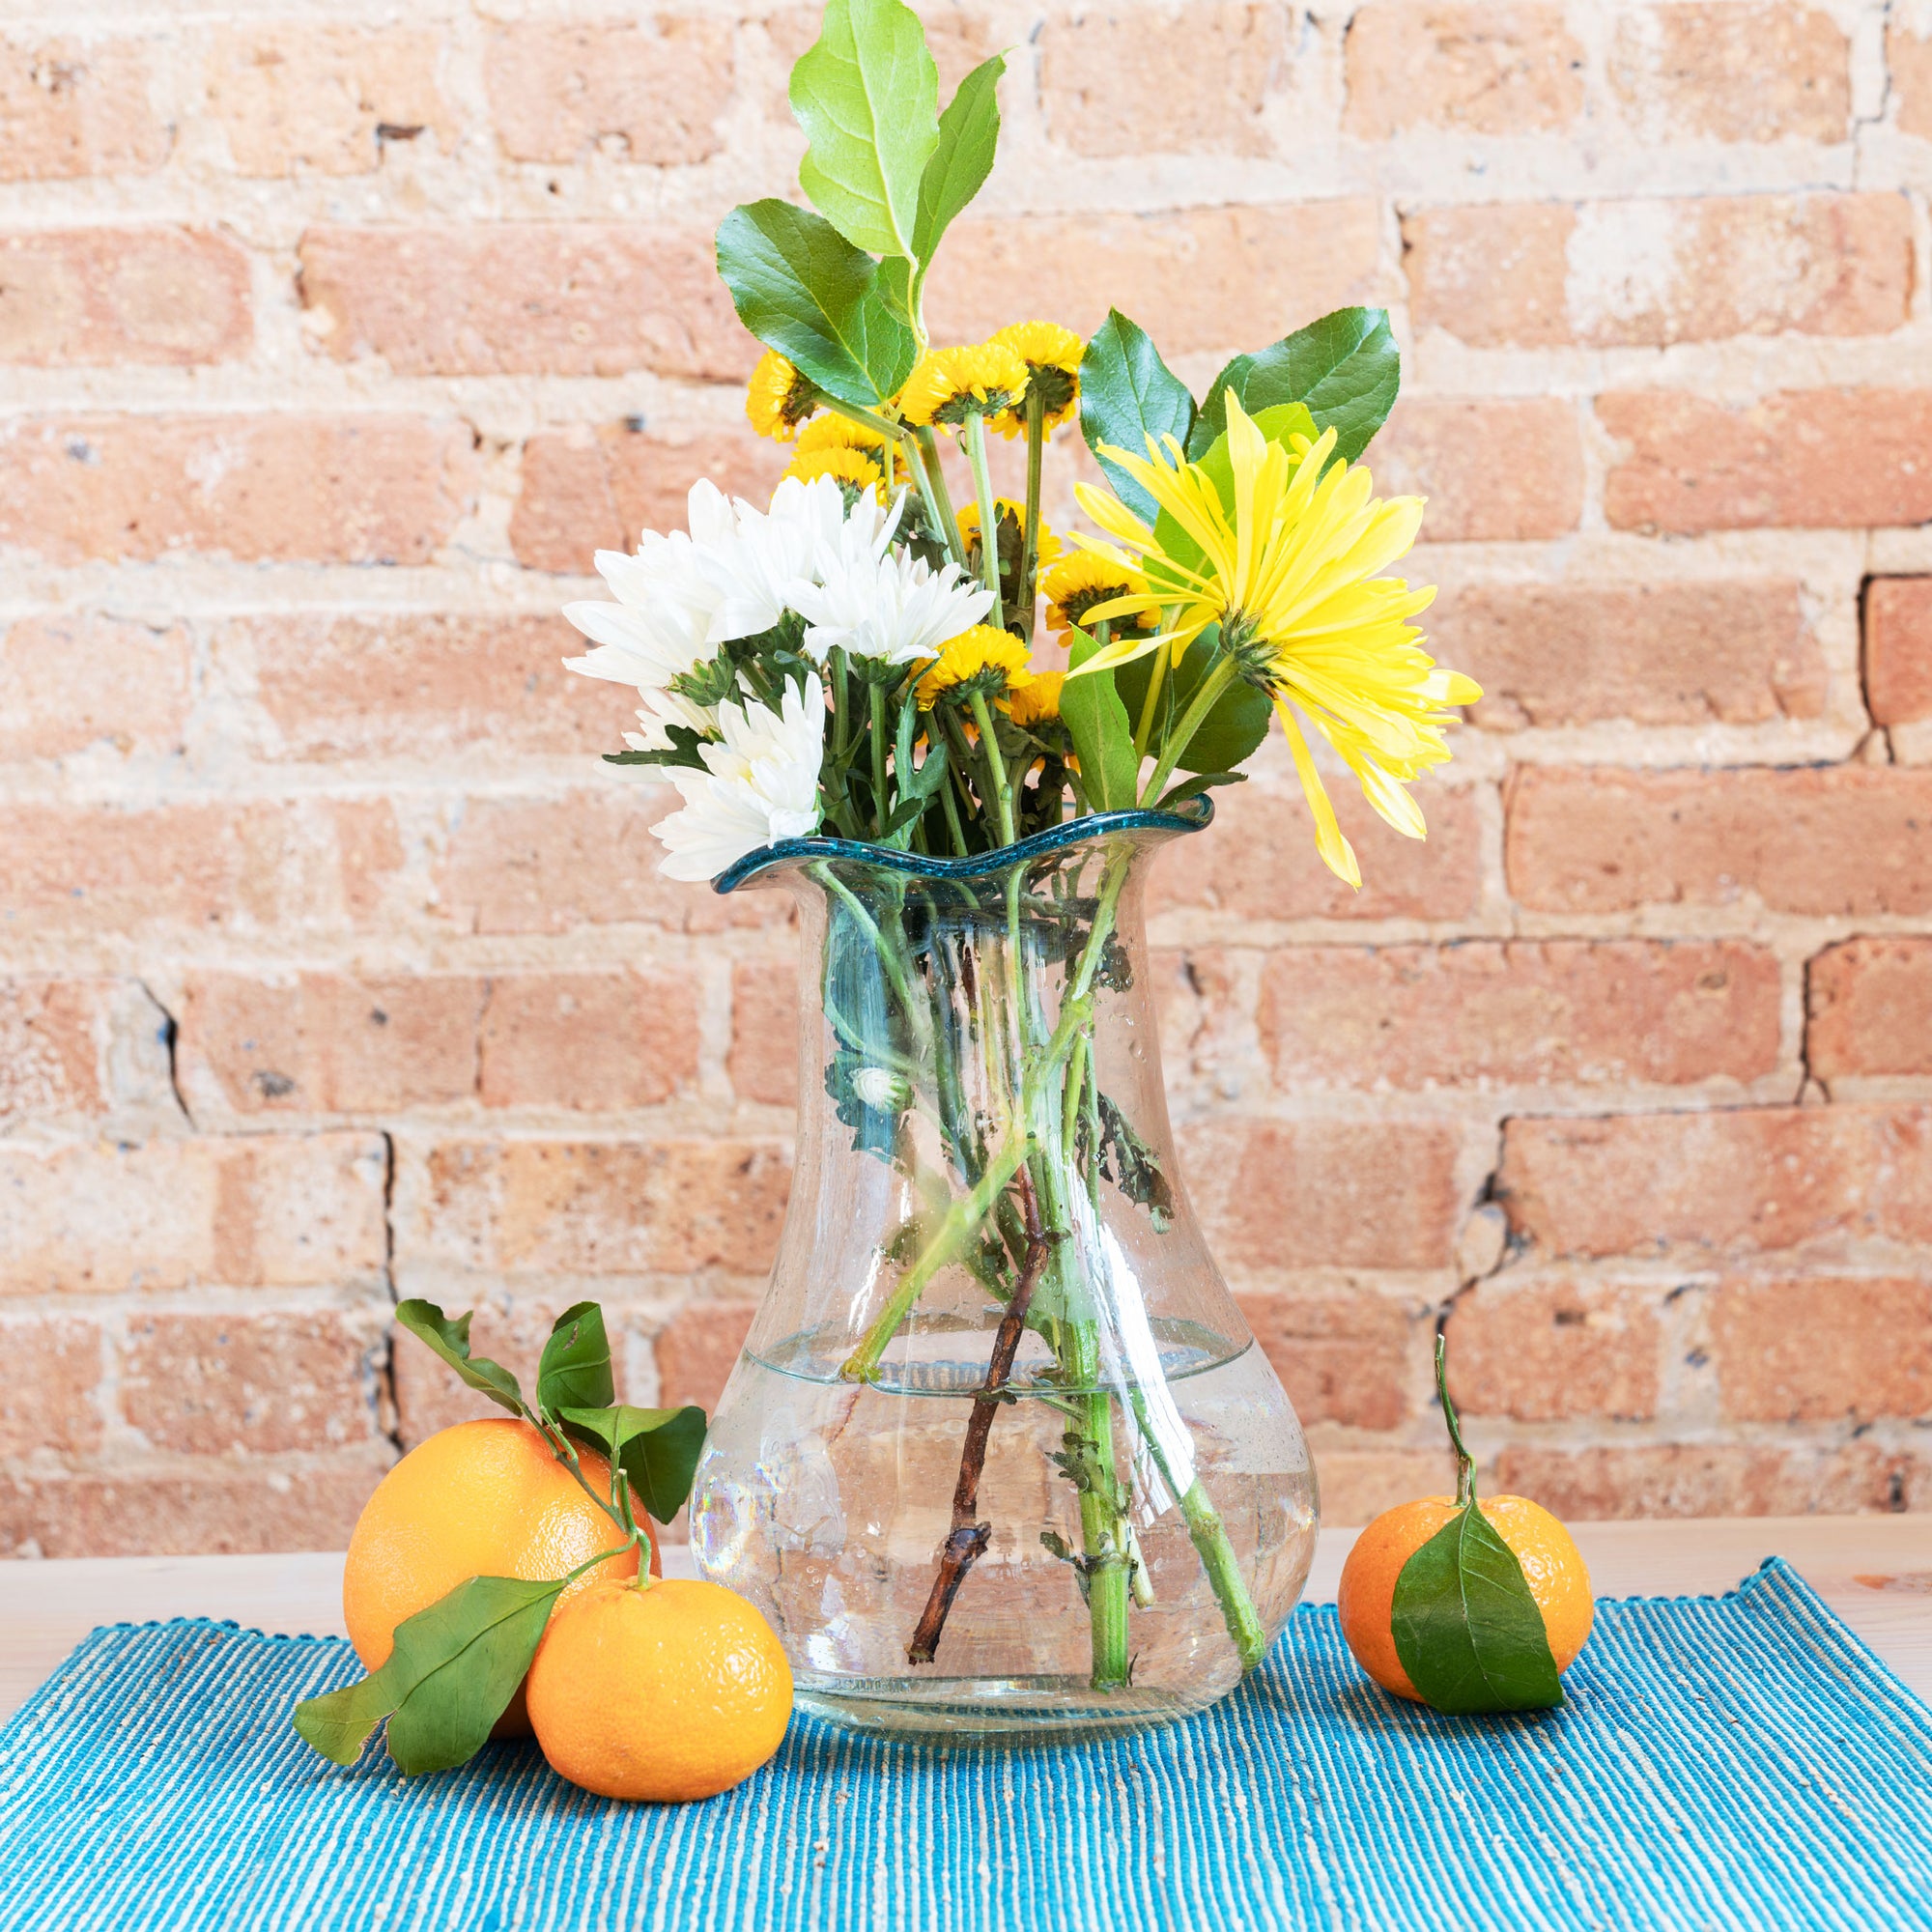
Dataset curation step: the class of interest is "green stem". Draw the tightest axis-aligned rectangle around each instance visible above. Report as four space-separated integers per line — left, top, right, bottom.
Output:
1019 388 1045 644
964 412 1004 632
1139 654 1240 808
1132 638 1173 763
913 425 968 566
868 682 890 838
968 689 1016 849
817 395 908 444
1436 1330 1477 1508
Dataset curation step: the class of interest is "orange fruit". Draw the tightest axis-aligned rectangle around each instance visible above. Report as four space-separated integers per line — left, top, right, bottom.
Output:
526 1577 793 1802
343 1417 653 1734
1337 1492 1593 1702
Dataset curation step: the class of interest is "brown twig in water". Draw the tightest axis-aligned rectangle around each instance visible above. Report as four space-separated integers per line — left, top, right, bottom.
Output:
906 1166 1051 1666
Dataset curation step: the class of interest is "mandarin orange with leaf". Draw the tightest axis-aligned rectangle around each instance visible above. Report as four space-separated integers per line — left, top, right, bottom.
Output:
526 1577 793 1802
343 1417 654 1733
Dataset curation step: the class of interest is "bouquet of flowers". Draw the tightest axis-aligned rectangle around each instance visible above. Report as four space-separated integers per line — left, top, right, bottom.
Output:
560 0 1482 1709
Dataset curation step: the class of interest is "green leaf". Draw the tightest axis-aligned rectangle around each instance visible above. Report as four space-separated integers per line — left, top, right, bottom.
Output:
561 1405 709 1523
1190 307 1399 463
394 1300 525 1416
537 1301 614 1416
1155 771 1246 810
293 1573 565 1774
790 0 939 262
1078 310 1196 525
1116 628 1271 776
910 53 1005 307
1390 1504 1566 1715
1062 627 1141 811
715 200 918 409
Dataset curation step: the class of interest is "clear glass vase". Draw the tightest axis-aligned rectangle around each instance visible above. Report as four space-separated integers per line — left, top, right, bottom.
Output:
690 802 1319 1740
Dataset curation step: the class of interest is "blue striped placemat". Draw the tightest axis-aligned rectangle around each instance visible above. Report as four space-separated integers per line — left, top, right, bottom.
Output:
1 1557 1927 1931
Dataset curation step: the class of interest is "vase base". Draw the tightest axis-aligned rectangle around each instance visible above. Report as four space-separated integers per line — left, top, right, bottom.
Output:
793 1671 1223 1745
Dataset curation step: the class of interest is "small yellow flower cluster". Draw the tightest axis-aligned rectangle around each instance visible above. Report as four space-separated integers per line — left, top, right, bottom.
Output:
745 350 817 442
1039 554 1155 638
955 497 1065 570
914 625 1065 727
779 414 904 498
898 323 1084 436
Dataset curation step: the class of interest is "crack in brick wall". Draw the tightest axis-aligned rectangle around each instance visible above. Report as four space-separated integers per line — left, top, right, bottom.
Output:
2 0 1931 1551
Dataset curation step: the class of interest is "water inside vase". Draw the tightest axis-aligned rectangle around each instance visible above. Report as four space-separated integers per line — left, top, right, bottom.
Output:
691 1322 1320 1738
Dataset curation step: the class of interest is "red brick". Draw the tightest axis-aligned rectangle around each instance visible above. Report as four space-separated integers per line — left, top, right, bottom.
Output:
298 225 752 383
654 1298 758 1411
1890 22 1932 140
1150 777 1484 923
1235 1289 1418 1428
0 1133 388 1294
228 611 628 760
0 38 168 180
511 425 780 573
1499 1105 1932 1261
1404 202 1570 348
121 1307 387 1454
485 17 732 163
924 202 1385 358
1439 581 1825 731
1865 578 1932 727
438 789 784 936
1493 1441 1906 1520
477 971 700 1110
1406 193 1909 350
0 415 474 564
1448 1277 1661 1421
1181 1119 1466 1271
1506 765 1932 918
1344 3 1583 137
1376 398 1583 542
0 228 250 365
729 960 800 1108
0 979 129 1123
1311 1446 1461 1526
1609 4 1850 144
1808 939 1932 1082
206 25 453 176
406 1139 792 1279
179 973 481 1118
0 1459 388 1557
0 1314 102 1454
1042 5 1291 157
0 613 191 758
1602 389 1932 535
1713 1276 1932 1423
0 798 405 938
1258 940 1780 1091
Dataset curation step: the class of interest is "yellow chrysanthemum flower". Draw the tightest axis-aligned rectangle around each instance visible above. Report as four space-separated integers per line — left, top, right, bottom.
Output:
915 624 1036 709
987 321 1084 440
1004 670 1065 727
955 497 1065 568
1071 392 1480 890
898 343 1029 428
1040 553 1156 636
746 350 817 441
783 445 886 496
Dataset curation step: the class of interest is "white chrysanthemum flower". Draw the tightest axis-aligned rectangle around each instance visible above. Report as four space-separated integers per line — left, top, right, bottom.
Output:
788 540 994 668
699 474 851 642
651 673 826 881
561 480 736 692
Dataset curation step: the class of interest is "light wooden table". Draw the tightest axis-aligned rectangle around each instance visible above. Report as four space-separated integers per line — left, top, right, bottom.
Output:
3 1517 1928 1723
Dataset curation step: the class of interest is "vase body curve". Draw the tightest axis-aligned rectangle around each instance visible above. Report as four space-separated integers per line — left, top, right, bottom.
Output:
690 805 1319 1739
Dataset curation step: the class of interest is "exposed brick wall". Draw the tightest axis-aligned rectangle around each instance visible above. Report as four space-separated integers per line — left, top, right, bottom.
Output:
2 0 1928 1552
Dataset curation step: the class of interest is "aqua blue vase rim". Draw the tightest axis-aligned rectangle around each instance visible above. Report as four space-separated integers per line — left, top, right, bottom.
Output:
711 795 1215 894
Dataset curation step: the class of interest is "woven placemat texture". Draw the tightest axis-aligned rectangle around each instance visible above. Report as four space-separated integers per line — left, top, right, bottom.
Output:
0 1558 1926 1931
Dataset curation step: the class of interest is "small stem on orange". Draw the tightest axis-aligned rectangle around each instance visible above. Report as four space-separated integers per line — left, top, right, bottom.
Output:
1435 1331 1476 1509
